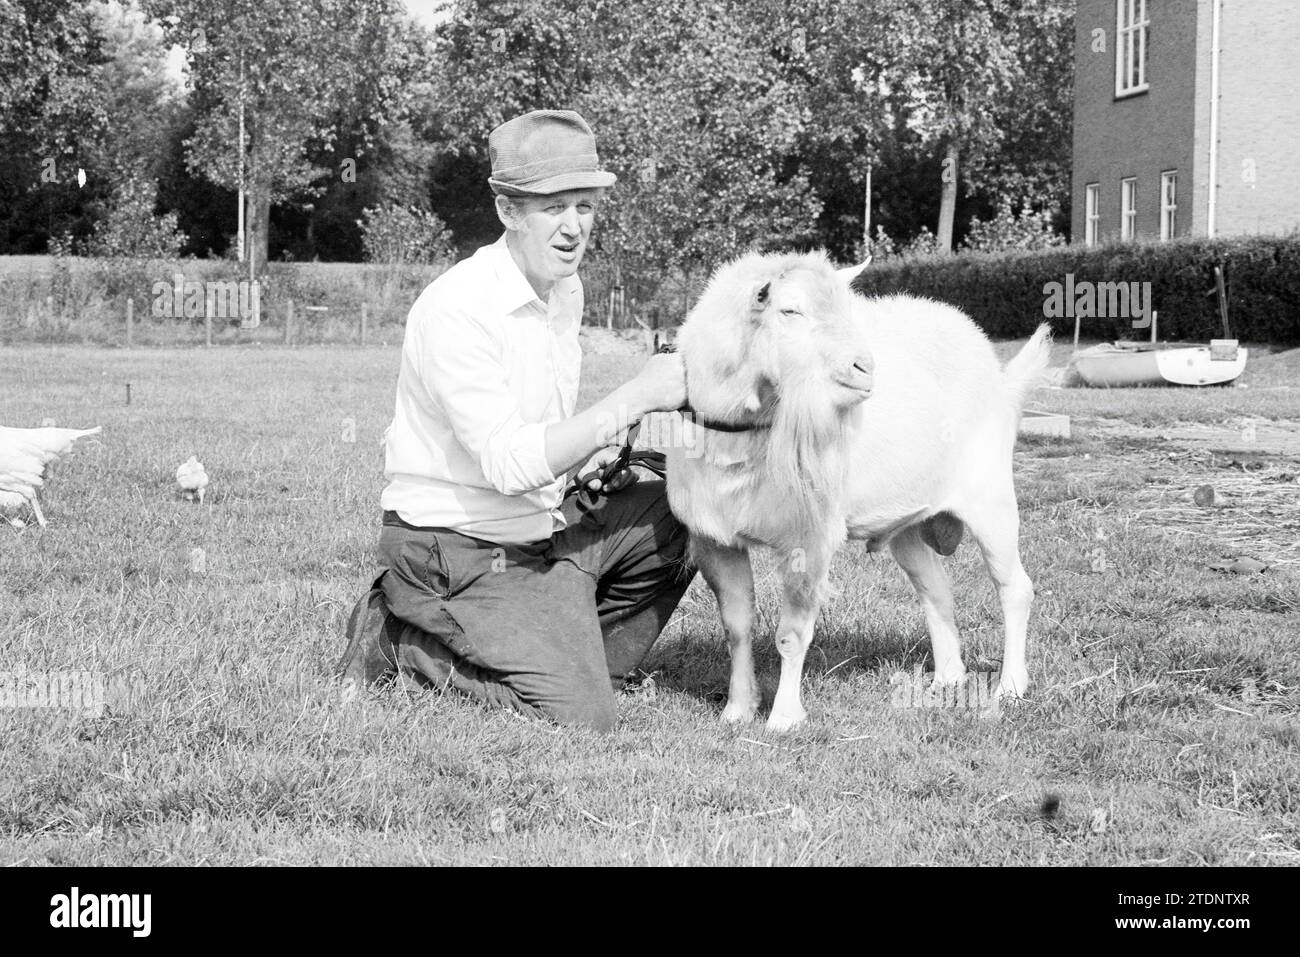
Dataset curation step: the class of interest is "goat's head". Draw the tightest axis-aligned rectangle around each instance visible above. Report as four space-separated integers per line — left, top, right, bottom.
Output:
679 251 874 429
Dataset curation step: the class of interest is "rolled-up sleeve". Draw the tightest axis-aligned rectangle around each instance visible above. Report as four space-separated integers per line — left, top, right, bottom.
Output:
418 307 556 496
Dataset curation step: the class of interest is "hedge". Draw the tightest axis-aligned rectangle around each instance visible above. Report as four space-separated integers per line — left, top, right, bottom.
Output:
852 234 1300 345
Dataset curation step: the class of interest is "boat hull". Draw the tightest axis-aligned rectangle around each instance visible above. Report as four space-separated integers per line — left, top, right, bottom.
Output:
1074 345 1248 387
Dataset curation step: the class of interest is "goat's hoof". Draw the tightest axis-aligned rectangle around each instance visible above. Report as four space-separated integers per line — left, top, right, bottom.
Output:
930 667 968 687
765 707 807 733
995 669 1029 699
721 700 758 723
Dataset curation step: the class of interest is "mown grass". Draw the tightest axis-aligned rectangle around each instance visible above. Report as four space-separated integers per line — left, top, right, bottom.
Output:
1 343 1297 865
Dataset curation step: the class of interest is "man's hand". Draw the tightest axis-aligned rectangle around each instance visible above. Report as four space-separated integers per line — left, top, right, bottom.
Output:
575 446 638 494
545 352 685 481
627 351 687 415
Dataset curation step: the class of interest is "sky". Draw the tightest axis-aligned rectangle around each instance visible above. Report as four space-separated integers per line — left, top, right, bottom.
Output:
403 0 448 29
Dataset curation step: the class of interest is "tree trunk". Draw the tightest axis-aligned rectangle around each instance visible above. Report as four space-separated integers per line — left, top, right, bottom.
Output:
246 186 271 278
937 141 959 254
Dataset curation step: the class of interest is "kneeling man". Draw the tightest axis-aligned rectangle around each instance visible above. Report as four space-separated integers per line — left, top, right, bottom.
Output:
339 110 693 732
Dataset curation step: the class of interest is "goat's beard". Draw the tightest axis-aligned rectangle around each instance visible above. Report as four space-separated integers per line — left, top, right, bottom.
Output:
761 375 856 533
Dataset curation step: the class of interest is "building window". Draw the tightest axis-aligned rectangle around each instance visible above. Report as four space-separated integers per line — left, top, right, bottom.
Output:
1121 177 1137 240
1085 184 1101 247
1115 0 1150 97
1160 171 1177 240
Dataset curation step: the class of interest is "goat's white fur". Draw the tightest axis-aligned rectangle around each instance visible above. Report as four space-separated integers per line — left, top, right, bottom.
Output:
666 251 1051 730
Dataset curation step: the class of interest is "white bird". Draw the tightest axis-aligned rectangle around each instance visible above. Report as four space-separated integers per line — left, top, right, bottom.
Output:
176 456 209 503
0 425 101 527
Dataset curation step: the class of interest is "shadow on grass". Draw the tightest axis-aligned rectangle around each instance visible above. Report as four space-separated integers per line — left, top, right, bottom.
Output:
641 617 936 711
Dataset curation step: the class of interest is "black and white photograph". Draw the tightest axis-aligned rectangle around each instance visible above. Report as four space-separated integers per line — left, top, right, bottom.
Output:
0 0 1295 894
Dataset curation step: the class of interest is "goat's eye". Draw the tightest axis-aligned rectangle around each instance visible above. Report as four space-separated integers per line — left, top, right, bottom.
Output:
780 308 801 317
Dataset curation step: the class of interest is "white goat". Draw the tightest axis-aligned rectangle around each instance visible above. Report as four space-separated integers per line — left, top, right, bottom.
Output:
665 251 1050 731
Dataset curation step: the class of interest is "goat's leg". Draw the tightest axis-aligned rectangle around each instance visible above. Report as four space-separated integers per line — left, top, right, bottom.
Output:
962 495 1033 698
767 548 830 732
694 539 760 723
889 525 965 685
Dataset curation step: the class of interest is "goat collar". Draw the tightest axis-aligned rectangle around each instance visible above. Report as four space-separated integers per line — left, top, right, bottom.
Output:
680 404 771 433
660 343 771 433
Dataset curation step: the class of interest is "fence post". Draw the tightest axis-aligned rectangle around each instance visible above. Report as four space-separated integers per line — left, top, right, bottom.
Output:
360 302 368 346
125 297 133 347
284 299 294 346
204 308 212 347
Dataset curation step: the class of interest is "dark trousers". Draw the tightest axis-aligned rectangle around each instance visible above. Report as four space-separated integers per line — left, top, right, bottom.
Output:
377 480 695 731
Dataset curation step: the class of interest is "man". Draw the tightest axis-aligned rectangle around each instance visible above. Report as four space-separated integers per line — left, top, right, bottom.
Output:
337 109 693 732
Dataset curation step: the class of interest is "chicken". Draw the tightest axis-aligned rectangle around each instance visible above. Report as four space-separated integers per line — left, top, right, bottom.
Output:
176 456 209 503
0 425 102 527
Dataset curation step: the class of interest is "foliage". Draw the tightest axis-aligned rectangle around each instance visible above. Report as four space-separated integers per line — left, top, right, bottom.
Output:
871 0 1074 251
359 203 454 266
1 0 1078 266
865 224 942 262
80 174 188 259
854 234 1300 345
432 0 824 284
88 0 186 180
0 0 111 251
961 200 1064 254
141 0 426 272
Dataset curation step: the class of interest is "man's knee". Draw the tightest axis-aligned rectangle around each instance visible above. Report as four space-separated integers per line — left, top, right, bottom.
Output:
535 691 617 733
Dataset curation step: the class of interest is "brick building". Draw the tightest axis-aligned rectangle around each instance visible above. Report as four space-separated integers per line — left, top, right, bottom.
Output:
1071 0 1300 245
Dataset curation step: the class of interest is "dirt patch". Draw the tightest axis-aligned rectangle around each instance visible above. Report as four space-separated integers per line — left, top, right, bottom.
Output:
1087 415 1300 456
1022 418 1300 566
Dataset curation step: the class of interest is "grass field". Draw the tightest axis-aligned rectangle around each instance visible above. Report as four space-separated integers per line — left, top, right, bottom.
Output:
1 339 1297 865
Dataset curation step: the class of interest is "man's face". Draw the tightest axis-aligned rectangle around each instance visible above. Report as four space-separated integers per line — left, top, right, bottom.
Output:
501 188 601 295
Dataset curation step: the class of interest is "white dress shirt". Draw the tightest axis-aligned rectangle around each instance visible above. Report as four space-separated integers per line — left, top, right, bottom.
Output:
381 234 583 544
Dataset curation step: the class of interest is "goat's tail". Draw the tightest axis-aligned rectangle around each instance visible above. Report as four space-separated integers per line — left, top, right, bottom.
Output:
1001 323 1053 409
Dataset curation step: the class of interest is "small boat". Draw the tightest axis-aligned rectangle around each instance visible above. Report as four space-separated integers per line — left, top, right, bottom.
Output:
1072 339 1248 387
1070 264 1248 387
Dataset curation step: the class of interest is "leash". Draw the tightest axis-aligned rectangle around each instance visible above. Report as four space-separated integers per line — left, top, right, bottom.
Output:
568 342 768 500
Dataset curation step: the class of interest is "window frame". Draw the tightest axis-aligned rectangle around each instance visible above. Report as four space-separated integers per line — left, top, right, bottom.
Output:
1120 177 1137 241
1085 183 1101 247
1159 170 1177 241
1115 0 1150 98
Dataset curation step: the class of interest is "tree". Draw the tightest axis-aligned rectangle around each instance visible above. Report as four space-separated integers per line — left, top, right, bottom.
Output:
431 0 823 294
860 0 1072 254
142 0 424 274
359 203 454 265
89 0 185 181
975 0 1074 234
0 0 110 250
82 172 188 258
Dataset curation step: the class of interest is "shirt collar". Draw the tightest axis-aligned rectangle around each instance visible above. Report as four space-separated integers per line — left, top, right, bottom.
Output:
487 233 579 315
